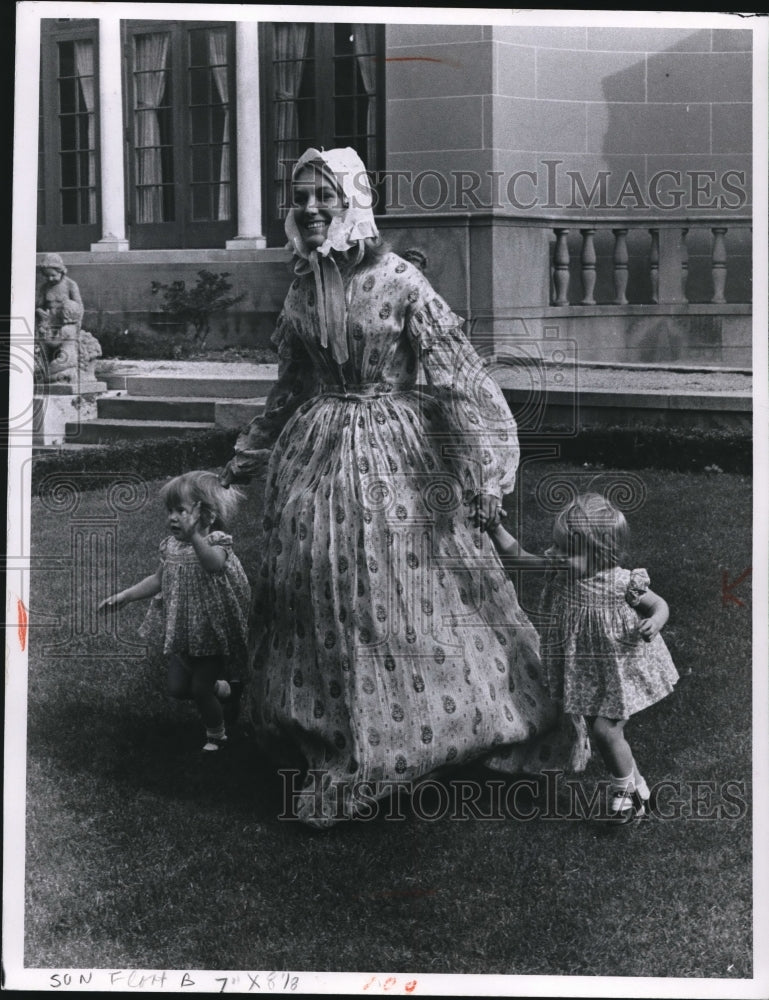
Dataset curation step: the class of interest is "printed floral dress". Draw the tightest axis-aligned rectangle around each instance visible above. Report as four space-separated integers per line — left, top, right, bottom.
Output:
539 567 679 719
139 531 251 669
234 252 585 823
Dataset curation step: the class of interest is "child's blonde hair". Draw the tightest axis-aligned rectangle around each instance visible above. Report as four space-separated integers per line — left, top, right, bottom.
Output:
160 471 244 530
553 492 628 574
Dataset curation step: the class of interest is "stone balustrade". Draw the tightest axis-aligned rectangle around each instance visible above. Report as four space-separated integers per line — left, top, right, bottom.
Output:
50 210 753 367
550 217 751 308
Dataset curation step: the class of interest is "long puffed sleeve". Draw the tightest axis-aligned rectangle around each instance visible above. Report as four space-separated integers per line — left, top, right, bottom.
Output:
228 312 316 480
406 274 519 500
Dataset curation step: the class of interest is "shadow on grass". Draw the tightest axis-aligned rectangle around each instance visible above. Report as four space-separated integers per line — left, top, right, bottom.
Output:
27 693 288 821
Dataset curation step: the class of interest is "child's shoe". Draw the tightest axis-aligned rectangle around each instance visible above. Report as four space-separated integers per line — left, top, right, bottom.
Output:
609 788 648 823
202 733 228 753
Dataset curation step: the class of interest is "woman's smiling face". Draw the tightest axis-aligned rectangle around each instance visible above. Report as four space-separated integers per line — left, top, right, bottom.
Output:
291 164 347 250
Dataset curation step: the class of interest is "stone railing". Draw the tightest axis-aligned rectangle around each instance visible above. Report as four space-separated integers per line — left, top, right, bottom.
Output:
549 216 752 307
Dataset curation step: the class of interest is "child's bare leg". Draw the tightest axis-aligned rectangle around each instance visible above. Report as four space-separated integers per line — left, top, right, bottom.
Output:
587 716 634 781
167 653 192 700
189 655 225 732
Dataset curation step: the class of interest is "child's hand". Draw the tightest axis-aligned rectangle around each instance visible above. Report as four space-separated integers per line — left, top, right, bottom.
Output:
637 617 662 642
98 593 124 612
176 501 204 541
470 493 504 532
543 546 571 570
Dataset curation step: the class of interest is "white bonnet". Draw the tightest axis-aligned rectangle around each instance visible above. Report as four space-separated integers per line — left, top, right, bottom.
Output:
284 147 379 259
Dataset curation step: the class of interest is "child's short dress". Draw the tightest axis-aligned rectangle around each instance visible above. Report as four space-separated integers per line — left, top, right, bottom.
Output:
139 531 251 671
539 567 679 719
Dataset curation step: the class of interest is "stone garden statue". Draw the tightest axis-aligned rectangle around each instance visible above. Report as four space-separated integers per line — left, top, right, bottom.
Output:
35 253 102 386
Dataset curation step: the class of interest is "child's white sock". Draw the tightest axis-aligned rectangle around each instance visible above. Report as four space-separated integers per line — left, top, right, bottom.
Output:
214 680 231 700
206 723 226 741
609 771 635 794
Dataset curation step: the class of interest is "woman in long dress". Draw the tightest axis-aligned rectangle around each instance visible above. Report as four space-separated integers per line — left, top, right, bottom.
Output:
221 147 583 825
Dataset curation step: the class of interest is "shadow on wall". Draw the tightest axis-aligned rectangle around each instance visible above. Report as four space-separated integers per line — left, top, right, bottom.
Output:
626 315 726 364
596 28 751 306
627 317 683 362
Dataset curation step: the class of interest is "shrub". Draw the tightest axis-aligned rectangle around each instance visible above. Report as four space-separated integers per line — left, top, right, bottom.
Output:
31 429 254 493
150 271 246 347
520 424 751 474
32 423 750 496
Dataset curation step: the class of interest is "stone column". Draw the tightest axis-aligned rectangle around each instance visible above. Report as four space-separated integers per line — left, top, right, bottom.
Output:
91 18 129 251
226 21 267 249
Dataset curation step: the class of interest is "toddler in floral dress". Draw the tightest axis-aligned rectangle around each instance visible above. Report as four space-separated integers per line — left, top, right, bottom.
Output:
489 492 678 820
100 471 251 752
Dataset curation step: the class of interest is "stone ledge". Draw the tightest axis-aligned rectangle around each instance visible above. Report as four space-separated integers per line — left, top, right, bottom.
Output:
40 381 108 396
503 386 751 411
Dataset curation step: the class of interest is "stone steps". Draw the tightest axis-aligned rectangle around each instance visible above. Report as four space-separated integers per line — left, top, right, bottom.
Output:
123 375 275 398
64 365 277 445
63 371 272 443
97 394 267 422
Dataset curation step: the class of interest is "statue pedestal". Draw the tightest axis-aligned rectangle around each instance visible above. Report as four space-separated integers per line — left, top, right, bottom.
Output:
33 381 108 446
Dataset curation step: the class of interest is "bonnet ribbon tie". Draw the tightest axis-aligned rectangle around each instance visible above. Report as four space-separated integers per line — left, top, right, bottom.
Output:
292 248 352 367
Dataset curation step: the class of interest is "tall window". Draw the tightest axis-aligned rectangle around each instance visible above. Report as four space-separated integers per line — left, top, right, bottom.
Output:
38 20 100 251
261 22 385 246
125 21 236 248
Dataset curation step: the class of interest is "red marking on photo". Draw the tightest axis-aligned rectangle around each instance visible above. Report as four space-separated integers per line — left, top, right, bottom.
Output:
721 567 751 607
17 598 28 651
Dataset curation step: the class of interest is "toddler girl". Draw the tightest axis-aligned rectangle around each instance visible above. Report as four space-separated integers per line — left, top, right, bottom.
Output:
489 492 678 820
100 471 251 752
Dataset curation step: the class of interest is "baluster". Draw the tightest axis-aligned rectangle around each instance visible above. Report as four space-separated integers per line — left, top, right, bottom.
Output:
711 227 727 304
680 227 689 302
580 228 597 305
612 228 629 305
648 228 659 304
552 228 570 305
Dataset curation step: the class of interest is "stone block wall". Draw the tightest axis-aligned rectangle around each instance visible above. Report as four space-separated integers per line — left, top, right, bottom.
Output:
385 24 752 217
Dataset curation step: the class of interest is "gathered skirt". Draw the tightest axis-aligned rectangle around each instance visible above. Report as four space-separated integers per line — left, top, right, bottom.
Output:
244 389 585 824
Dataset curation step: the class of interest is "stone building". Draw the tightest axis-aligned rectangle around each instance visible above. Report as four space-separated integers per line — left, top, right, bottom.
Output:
35 17 752 365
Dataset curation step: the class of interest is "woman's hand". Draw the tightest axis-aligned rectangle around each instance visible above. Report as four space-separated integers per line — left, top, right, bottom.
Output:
471 493 504 532
219 462 237 488
218 451 269 487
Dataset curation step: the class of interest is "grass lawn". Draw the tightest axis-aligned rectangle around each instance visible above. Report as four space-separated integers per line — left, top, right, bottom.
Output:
23 460 752 979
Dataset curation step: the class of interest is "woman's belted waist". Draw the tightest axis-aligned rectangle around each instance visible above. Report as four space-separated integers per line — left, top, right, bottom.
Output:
318 381 415 401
